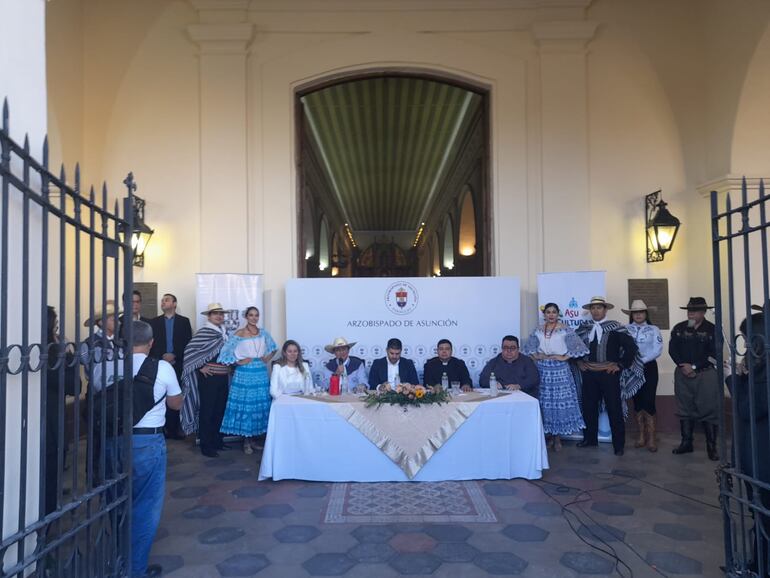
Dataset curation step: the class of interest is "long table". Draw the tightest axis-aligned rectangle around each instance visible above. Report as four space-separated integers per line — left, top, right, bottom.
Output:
258 391 549 482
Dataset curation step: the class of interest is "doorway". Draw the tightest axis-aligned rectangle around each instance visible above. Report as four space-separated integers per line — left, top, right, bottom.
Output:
296 73 490 278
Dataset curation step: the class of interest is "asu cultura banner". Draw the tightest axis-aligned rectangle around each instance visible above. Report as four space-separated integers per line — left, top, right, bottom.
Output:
286 277 520 386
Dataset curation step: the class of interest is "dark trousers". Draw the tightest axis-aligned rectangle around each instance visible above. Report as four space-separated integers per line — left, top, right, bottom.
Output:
165 407 182 436
198 373 228 453
633 361 659 415
581 370 625 452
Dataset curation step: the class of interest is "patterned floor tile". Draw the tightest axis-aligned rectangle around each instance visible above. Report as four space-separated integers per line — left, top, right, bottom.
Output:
352 525 396 543
560 551 614 574
389 552 442 575
473 552 528 575
197 526 245 545
501 523 549 542
347 542 397 563
302 553 358 576
653 522 703 541
424 525 472 542
646 551 703 574
432 542 479 563
273 525 322 543
216 553 270 576
389 532 437 553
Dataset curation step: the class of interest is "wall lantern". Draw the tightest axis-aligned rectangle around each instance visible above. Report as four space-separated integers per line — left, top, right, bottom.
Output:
646 190 680 263
120 175 154 268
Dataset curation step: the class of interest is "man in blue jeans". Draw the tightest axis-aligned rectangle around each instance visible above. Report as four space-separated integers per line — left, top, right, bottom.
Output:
130 321 183 577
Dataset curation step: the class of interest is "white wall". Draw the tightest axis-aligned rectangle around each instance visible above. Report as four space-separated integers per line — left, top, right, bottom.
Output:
42 0 770 396
0 0 47 566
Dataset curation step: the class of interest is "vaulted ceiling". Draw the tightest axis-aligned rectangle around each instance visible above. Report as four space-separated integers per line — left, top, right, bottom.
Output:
300 76 483 234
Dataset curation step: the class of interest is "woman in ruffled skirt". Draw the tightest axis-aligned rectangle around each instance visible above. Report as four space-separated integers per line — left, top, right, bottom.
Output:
523 303 589 451
218 306 277 453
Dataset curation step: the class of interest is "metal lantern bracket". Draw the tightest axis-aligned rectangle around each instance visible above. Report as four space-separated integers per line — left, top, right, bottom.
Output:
646 190 681 263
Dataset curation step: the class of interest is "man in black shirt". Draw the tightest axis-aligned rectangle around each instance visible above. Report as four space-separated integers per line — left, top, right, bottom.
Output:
423 339 472 391
575 297 640 456
669 297 720 460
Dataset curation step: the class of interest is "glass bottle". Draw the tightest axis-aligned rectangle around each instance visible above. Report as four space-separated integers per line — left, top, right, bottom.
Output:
489 372 498 397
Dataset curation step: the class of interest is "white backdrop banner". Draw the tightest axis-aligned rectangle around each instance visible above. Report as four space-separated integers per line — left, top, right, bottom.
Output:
537 271 610 441
195 273 263 336
286 277 520 386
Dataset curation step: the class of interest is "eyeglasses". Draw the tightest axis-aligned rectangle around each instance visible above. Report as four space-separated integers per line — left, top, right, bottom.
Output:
502 346 518 351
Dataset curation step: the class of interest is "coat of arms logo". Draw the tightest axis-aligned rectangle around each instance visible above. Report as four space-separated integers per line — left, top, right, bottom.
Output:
385 281 419 315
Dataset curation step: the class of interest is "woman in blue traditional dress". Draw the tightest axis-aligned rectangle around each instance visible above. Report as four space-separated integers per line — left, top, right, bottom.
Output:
523 302 589 451
218 306 277 454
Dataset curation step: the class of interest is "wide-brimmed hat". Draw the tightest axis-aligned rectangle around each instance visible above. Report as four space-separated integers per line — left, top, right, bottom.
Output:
680 297 714 310
621 299 652 315
324 337 357 353
582 296 614 310
83 301 120 327
200 302 226 315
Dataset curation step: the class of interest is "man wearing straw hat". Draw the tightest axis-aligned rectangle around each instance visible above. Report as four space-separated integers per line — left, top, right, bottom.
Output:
321 337 368 393
181 303 230 457
576 297 643 456
669 297 720 460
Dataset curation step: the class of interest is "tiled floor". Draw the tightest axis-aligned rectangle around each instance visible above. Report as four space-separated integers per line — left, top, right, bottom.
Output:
149 433 725 577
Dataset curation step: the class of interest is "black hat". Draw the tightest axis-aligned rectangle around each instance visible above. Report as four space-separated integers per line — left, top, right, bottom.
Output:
680 297 714 310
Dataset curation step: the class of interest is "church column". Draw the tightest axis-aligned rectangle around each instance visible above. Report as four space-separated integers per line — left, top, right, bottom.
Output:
532 21 598 272
187 1 254 272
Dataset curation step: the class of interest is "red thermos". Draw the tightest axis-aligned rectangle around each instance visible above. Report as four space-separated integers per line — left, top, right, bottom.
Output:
329 374 341 396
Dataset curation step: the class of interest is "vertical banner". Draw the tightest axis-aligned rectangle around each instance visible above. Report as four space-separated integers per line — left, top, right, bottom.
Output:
536 271 606 328
196 273 263 336
286 277 520 387
537 271 611 441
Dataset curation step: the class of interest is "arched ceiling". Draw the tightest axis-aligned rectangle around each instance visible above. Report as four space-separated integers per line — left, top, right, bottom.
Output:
300 76 483 234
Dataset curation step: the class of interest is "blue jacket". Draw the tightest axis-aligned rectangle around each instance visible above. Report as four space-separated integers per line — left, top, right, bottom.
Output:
367 357 419 390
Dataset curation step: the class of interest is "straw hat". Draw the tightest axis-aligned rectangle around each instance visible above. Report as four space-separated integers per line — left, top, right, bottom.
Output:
324 337 357 353
582 296 614 310
83 301 120 327
680 297 714 310
200 302 226 315
621 299 651 315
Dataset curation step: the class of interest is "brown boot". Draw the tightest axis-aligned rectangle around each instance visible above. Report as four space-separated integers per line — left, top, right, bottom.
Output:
634 411 647 448
646 414 658 452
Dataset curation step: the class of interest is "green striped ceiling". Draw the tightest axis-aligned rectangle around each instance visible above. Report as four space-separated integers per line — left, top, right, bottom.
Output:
301 77 482 233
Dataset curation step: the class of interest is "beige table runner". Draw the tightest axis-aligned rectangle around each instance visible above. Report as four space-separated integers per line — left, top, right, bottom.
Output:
297 392 503 479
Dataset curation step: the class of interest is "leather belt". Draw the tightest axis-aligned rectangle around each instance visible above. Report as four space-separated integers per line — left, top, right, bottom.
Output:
133 427 164 435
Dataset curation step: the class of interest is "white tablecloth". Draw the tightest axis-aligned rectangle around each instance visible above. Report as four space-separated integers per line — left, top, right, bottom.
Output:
258 391 549 482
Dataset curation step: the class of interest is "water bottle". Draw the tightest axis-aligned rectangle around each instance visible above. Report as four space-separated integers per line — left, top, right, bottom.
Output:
489 372 498 397
441 371 449 390
341 369 348 394
394 373 400 387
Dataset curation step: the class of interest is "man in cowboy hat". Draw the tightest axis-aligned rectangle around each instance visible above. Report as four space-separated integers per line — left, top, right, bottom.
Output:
81 300 123 392
669 297 720 460
576 297 643 456
181 303 230 457
321 337 368 393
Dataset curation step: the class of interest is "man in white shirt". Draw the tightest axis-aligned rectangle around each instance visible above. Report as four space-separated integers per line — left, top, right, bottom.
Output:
130 320 183 578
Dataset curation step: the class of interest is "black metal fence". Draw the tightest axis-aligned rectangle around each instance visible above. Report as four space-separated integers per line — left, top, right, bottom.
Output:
0 100 135 577
712 177 770 577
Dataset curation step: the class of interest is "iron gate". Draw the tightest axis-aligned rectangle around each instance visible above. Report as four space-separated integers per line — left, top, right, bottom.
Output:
712 177 770 577
0 100 136 577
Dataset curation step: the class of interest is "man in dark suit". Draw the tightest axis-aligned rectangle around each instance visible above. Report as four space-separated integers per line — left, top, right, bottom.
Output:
368 338 420 390
423 339 473 391
118 290 151 340
150 293 193 439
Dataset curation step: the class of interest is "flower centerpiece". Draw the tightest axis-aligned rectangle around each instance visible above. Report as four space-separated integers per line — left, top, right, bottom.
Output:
364 382 451 408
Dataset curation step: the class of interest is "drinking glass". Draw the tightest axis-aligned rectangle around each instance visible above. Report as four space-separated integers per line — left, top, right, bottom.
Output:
450 381 461 395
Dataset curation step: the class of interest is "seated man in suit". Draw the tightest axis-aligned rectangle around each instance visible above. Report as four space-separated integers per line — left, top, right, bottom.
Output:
321 337 368 393
423 339 473 392
368 338 420 390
